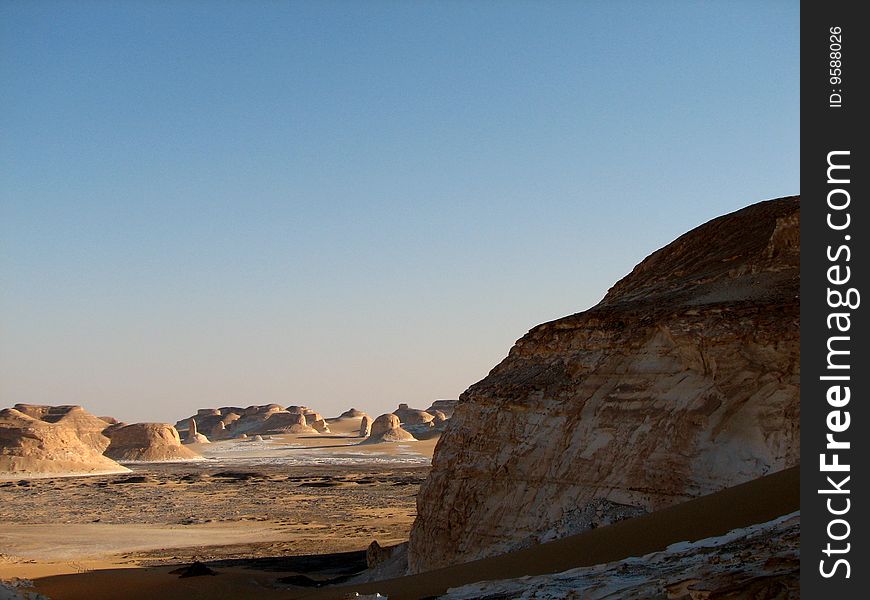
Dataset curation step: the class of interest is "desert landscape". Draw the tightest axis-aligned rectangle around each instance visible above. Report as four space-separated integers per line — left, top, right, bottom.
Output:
1 197 800 599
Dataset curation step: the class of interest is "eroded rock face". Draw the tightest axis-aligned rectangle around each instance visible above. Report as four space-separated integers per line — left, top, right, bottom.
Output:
104 423 200 462
13 404 113 453
393 404 435 426
359 415 372 438
364 413 416 443
408 197 800 573
1 408 128 476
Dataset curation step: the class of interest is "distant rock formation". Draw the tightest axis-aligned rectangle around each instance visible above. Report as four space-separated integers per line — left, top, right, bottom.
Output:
362 413 416 444
104 423 200 462
256 411 316 435
336 408 367 419
359 415 372 438
175 404 334 438
408 197 801 572
426 400 458 419
1 408 128 476
393 404 435 426
13 404 113 453
183 418 210 444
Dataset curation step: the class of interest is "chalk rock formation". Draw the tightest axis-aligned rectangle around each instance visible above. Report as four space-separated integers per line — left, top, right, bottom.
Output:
426 400 458 419
1 408 128 476
363 413 416 443
393 404 435 426
104 423 200 462
13 404 113 453
359 415 372 438
183 418 210 444
256 411 316 435
408 197 801 572
337 408 367 419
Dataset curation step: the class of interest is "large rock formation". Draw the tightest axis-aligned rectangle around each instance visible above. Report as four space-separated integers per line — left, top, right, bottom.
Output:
104 423 200 462
393 404 435 426
13 404 113 453
363 413 416 443
183 418 210 444
426 400 458 419
256 411 316 435
0 408 128 476
408 197 800 573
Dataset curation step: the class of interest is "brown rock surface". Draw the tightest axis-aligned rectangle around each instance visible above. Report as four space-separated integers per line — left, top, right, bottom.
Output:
104 423 200 462
0 408 128 476
393 404 435 426
408 196 800 572
13 404 113 453
359 415 372 438
255 411 316 435
426 400 458 419
364 414 416 443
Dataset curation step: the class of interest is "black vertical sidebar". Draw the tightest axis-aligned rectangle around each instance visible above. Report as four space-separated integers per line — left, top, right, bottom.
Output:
801 1 868 597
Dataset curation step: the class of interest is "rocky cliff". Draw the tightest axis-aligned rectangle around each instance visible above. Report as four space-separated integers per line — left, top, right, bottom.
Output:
407 196 800 573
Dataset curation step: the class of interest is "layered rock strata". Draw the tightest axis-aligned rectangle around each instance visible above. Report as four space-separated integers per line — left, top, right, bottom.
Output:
408 197 800 572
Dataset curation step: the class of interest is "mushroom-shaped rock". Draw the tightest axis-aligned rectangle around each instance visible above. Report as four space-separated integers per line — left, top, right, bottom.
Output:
104 423 200 462
363 413 416 443
359 415 372 438
183 418 210 444
0 408 129 476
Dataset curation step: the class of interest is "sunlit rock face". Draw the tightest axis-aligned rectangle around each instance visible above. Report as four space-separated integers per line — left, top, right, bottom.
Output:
408 197 800 573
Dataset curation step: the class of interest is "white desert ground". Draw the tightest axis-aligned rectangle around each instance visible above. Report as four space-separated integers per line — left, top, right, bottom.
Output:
1 414 439 599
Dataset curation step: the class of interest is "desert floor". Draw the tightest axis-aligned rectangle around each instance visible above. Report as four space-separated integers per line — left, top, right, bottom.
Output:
1 418 438 597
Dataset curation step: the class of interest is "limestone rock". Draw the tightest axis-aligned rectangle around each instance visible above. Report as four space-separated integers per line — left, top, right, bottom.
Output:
13 404 113 453
1 408 128 476
393 404 435 426
104 423 200 462
426 400 458 419
256 411 316 435
183 418 210 444
408 197 801 573
337 408 367 419
363 413 416 443
359 415 372 438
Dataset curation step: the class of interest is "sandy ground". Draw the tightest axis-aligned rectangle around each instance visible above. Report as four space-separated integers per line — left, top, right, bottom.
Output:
16 466 798 600
0 419 436 590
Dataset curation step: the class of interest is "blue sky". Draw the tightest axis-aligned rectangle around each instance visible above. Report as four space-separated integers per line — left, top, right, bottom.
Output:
0 1 799 422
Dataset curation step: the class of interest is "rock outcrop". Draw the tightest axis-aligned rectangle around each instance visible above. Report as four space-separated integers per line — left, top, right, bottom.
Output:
256 411 316 435
393 404 435 426
363 414 416 443
0 408 128 476
336 408 367 419
426 400 458 419
13 404 113 453
408 197 800 572
359 415 372 438
104 423 200 462
183 418 210 444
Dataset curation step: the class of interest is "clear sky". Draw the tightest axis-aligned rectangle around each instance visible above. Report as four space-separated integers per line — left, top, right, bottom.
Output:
1 1 799 423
